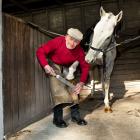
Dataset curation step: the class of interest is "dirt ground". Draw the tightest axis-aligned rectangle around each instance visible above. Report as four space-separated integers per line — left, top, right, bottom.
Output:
9 88 140 140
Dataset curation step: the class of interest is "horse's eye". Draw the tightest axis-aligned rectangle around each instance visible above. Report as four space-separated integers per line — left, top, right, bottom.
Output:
106 37 110 40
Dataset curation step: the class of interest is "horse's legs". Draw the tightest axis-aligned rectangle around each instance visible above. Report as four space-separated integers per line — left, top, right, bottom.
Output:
89 69 95 97
66 61 79 80
91 80 96 97
100 66 110 111
90 65 99 97
103 62 114 113
100 66 105 95
104 78 112 112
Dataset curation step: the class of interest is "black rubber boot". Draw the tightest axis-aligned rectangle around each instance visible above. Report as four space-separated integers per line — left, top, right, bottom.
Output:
53 104 68 128
70 104 87 125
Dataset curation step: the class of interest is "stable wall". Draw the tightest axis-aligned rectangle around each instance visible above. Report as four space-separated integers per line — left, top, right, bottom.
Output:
17 0 140 35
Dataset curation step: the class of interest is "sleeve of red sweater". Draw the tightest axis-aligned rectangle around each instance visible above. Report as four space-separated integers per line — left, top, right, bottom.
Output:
36 38 58 67
78 49 90 83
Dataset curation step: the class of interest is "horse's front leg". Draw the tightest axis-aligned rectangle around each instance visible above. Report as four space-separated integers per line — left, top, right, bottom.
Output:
103 59 115 112
89 67 96 98
104 77 112 113
66 61 79 80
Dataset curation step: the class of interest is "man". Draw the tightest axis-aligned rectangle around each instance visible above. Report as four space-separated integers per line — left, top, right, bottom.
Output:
36 28 90 128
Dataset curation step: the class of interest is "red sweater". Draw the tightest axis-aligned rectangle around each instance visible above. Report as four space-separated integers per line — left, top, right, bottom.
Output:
36 36 90 83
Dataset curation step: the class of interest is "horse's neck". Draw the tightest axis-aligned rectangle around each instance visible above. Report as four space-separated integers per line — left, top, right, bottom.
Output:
95 35 117 65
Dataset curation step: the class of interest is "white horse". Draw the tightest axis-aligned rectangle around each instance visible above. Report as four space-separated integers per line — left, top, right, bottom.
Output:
85 7 123 112
66 7 123 112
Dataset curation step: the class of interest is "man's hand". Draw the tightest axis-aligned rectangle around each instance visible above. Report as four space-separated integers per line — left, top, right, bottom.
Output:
72 82 84 95
44 65 56 76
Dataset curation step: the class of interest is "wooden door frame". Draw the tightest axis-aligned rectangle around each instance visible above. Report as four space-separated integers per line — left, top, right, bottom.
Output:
0 0 4 139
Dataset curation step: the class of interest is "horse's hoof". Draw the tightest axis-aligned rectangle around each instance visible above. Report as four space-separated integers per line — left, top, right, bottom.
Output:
104 108 108 113
108 108 113 113
104 107 113 113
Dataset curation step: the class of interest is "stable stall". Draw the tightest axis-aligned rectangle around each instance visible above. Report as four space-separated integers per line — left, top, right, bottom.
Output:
2 0 140 137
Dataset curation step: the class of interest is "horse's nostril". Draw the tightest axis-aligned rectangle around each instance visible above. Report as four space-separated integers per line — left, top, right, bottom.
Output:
86 59 90 63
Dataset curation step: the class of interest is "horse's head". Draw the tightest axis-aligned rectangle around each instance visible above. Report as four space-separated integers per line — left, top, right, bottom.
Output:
85 6 123 63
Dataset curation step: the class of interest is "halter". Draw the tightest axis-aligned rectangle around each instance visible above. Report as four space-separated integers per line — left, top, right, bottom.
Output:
89 35 115 53
85 34 116 80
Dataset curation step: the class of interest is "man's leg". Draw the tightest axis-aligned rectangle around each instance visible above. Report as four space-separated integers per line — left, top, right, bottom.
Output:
53 104 68 128
70 104 87 125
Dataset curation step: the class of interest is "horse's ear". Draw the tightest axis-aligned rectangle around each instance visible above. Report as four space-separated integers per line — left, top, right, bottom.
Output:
100 6 106 17
116 11 123 23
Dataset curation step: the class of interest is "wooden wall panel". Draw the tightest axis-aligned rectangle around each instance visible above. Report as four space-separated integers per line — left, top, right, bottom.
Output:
122 0 140 29
32 11 48 30
3 14 53 135
101 1 119 14
48 8 64 34
84 5 100 30
65 8 82 31
110 46 140 97
3 14 13 134
29 28 36 119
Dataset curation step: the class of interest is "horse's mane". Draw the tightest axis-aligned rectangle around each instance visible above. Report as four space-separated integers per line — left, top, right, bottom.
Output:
80 24 96 52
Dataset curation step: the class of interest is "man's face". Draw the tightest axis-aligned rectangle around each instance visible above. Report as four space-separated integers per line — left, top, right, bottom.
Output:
65 35 80 49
